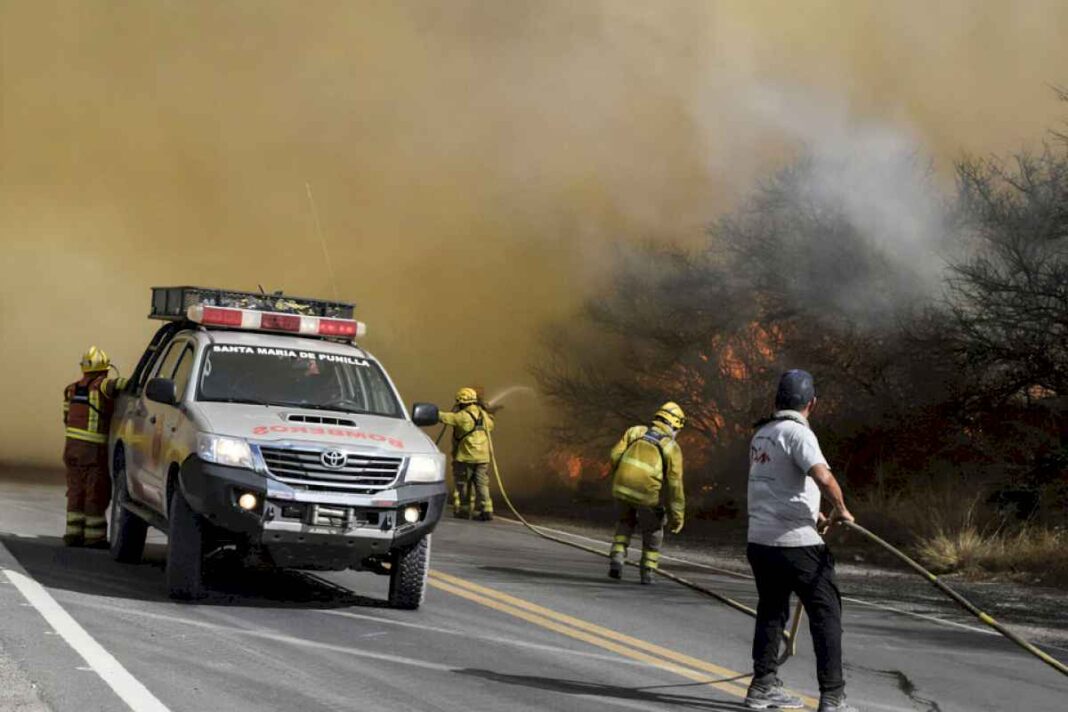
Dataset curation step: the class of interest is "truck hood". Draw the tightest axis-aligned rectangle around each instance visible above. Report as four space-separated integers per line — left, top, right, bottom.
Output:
188 402 437 455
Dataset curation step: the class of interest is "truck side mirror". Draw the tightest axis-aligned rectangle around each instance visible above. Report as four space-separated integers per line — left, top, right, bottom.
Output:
411 402 439 427
145 377 178 406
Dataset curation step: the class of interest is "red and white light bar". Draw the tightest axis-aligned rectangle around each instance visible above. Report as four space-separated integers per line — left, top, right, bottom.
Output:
187 305 367 340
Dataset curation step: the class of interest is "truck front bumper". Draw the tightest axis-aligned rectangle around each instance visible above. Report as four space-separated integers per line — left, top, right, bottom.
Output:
179 457 446 569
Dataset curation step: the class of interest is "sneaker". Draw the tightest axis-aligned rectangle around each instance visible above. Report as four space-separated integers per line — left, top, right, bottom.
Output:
817 694 858 712
745 679 804 709
639 567 655 585
608 560 623 580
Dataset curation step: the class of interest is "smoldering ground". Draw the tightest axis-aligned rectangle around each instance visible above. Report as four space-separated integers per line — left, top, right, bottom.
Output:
2 1 1067 491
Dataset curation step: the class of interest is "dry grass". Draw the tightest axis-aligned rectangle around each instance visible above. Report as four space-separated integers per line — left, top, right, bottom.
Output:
916 526 1068 584
849 475 984 544
848 472 1068 586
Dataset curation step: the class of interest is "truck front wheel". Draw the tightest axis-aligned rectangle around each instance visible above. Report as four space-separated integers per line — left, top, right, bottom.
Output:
389 535 429 610
166 486 207 600
109 448 147 564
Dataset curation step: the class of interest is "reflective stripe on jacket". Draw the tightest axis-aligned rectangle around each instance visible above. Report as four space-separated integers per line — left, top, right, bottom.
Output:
63 374 127 444
609 424 685 522
439 405 494 463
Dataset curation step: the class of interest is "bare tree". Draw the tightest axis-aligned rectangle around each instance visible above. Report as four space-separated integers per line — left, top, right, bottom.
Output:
950 147 1068 400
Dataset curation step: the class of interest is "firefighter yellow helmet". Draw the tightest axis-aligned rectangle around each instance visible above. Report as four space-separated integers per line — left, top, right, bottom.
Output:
80 346 110 373
654 401 685 430
455 387 479 405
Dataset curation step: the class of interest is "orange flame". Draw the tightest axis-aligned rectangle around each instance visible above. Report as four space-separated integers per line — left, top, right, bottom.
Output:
549 449 611 481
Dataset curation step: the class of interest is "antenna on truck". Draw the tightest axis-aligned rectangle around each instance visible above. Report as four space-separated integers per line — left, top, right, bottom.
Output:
305 181 341 301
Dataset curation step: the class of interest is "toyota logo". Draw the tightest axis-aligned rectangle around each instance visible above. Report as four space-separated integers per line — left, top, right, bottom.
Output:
321 450 347 469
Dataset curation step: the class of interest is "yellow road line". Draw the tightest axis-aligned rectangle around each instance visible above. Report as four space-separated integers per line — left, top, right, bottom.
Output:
429 570 818 708
428 577 753 700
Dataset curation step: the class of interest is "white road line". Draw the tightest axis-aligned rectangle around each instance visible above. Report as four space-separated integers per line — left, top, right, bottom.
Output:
844 597 992 635
1 568 171 712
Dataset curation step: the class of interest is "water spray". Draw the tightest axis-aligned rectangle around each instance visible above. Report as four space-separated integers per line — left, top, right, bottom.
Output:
487 385 536 409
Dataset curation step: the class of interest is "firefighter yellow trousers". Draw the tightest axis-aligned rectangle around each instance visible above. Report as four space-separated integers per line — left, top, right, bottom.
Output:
610 502 665 570
453 461 493 516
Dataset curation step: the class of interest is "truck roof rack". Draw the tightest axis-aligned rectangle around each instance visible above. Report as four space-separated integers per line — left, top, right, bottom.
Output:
150 286 354 321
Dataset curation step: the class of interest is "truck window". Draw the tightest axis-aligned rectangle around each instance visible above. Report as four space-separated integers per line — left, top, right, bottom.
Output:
197 346 402 418
152 341 184 381
171 346 195 400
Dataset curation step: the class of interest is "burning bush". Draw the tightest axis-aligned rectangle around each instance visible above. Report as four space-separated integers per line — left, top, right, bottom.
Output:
534 135 1068 532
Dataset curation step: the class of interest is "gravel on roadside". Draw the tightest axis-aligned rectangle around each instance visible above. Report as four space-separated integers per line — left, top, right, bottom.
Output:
0 640 49 712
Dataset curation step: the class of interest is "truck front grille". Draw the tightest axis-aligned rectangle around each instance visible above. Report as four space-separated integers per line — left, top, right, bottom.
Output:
258 446 402 492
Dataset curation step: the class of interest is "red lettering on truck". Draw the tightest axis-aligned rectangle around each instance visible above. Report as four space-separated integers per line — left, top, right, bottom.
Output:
249 425 403 449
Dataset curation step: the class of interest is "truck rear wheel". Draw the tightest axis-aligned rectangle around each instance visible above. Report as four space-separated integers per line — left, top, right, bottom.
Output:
167 486 207 600
389 535 429 610
109 449 147 564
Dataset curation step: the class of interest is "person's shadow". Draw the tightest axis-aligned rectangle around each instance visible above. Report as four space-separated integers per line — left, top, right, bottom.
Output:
0 534 387 609
456 668 754 710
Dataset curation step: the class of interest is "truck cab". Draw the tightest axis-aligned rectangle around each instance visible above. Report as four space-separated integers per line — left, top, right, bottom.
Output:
107 287 445 606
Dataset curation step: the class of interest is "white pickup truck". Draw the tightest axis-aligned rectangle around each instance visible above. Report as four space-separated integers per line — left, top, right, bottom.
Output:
107 287 445 606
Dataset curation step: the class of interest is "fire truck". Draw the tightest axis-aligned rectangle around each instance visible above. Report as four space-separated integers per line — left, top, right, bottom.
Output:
107 287 445 606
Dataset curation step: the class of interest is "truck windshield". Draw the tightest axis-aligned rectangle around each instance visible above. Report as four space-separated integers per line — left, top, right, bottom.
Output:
197 345 402 417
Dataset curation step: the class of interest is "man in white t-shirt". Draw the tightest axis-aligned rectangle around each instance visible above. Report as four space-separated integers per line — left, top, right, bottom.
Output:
743 370 858 712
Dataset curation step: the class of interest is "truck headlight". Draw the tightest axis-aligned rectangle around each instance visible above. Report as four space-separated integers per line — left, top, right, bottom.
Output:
197 434 254 470
405 454 445 483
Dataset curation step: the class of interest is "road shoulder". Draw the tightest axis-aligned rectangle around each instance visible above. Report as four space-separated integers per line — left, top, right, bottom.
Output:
0 638 49 712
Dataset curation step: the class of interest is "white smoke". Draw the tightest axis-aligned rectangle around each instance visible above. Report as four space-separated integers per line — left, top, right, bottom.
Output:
697 84 954 326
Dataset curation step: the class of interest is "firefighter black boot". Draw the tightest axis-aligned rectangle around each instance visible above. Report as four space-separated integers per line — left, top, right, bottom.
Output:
608 557 623 580
62 533 84 547
640 567 655 585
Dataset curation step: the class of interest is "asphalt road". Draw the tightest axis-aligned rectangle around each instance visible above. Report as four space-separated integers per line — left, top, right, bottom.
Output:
0 473 1064 712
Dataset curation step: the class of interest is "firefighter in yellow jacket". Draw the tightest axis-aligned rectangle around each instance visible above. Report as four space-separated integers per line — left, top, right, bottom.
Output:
62 346 127 547
439 387 495 521
608 402 686 584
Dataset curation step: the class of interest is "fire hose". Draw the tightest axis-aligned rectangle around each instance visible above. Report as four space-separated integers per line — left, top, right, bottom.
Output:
485 435 806 665
483 435 1067 678
839 520 1068 678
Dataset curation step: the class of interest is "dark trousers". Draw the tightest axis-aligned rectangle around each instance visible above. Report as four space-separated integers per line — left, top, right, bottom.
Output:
747 543 844 696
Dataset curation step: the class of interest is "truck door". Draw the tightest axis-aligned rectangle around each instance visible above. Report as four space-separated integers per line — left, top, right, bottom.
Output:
127 339 185 510
141 339 196 511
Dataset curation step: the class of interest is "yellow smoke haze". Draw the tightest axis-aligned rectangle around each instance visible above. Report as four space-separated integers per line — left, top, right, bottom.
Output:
1 1 1066 479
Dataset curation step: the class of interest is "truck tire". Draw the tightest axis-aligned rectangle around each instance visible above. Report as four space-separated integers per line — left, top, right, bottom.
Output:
109 448 147 564
389 535 429 610
166 486 207 600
